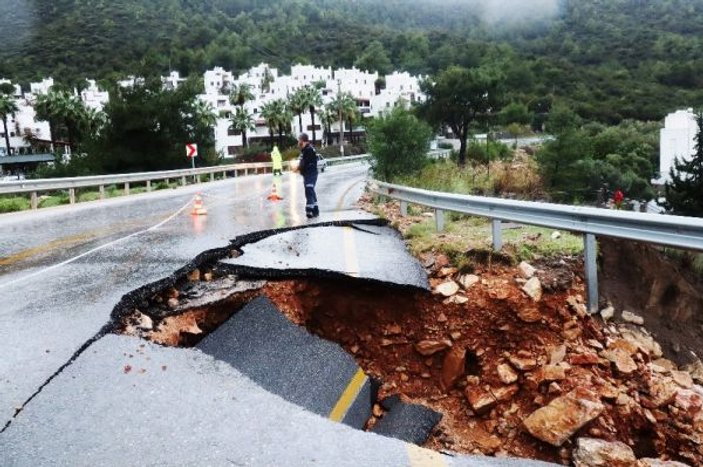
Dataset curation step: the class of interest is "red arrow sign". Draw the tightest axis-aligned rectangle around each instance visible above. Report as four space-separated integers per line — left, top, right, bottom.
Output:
186 143 198 158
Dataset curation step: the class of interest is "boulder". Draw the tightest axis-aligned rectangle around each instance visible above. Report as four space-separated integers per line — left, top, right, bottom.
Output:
523 388 604 446
436 281 460 297
671 371 694 389
601 349 638 375
459 274 480 290
518 261 537 279
621 310 644 325
647 376 679 408
509 354 538 371
600 306 615 321
465 385 497 414
522 277 543 302
572 437 637 467
517 307 542 323
440 347 466 391
415 340 452 356
497 363 519 384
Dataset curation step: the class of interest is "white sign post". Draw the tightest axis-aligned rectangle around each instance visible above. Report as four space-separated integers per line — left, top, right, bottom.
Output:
186 143 198 181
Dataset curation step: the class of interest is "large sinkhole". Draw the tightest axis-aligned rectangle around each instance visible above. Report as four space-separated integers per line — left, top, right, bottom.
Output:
113 245 589 464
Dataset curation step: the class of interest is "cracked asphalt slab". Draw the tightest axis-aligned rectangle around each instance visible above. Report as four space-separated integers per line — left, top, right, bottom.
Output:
197 296 374 429
219 224 429 289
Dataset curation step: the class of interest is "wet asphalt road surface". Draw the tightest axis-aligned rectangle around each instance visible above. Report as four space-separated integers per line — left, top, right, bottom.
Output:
0 163 369 426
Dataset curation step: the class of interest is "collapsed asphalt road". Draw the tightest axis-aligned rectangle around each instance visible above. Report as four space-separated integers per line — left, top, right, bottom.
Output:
0 211 554 466
0 164 369 427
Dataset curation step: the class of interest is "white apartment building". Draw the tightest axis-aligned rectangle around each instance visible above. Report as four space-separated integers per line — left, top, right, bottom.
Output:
28 78 54 98
658 109 698 184
80 80 109 111
0 94 51 156
201 63 425 157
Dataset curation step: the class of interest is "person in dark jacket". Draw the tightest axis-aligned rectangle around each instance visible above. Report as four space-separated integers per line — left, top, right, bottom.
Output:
297 133 319 218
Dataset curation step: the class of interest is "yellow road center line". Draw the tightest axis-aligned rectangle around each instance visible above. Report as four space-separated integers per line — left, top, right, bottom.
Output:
328 368 367 422
406 444 448 467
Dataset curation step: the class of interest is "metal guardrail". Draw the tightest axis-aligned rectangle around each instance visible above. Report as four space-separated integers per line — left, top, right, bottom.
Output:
0 154 369 209
369 180 703 312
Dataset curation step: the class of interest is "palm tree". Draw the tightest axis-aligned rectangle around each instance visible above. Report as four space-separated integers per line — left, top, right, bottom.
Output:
34 89 86 151
288 88 307 135
229 83 255 110
328 92 357 146
320 106 335 146
231 108 255 149
303 86 323 145
0 94 18 156
260 101 279 148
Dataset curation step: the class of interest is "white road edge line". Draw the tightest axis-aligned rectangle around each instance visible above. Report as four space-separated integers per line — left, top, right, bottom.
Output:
0 198 193 291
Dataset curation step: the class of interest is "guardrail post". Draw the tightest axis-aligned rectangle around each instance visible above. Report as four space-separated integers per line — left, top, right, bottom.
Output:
99 185 105 200
124 182 130 196
492 219 503 251
146 180 152 192
222 170 227 179
435 209 445 232
584 233 599 313
30 191 38 210
400 201 408 217
69 188 76 204
181 175 187 186
245 168 249 176
209 172 214 182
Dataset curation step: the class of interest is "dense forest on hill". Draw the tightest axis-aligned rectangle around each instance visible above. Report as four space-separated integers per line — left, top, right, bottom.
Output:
2 0 703 122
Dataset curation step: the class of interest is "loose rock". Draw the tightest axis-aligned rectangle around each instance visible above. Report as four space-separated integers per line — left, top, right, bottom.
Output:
186 269 201 282
518 261 537 279
459 274 480 290
621 310 644 325
671 371 694 389
497 363 519 384
509 354 538 371
415 340 452 356
441 347 467 391
522 277 543 302
436 281 460 297
517 307 541 323
601 349 638 375
572 437 637 467
600 306 615 321
551 231 562 240
523 388 605 446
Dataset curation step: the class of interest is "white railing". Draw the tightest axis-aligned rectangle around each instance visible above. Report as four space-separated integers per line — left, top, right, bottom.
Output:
0 155 369 209
369 180 703 312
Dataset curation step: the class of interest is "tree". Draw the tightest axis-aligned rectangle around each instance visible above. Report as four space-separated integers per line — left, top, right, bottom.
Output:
288 88 307 135
499 102 532 126
303 86 323 145
89 77 215 173
261 99 291 148
229 83 254 110
419 66 501 166
354 40 392 75
328 92 358 145
320 106 335 146
0 94 18 155
663 110 703 217
34 89 89 151
367 107 432 181
230 107 255 149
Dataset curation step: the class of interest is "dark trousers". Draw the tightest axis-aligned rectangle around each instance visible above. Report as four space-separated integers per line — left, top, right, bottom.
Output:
303 172 318 216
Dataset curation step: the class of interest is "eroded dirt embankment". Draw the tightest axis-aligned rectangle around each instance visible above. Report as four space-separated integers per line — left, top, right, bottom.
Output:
600 237 703 367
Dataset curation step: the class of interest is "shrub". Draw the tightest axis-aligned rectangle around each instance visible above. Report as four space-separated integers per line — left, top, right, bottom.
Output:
0 197 30 213
367 107 432 181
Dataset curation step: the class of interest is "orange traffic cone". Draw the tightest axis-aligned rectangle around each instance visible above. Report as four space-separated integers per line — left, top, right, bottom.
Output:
267 184 284 201
191 193 208 215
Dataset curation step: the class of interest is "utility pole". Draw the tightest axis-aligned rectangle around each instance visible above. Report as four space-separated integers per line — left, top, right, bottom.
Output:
337 80 344 157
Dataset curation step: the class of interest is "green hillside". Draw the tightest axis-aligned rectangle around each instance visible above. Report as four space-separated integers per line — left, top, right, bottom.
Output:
2 0 703 121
